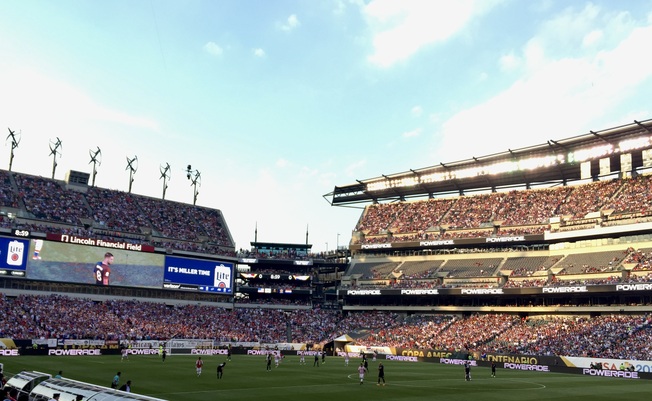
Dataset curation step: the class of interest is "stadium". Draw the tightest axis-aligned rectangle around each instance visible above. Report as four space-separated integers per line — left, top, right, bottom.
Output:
1 119 652 400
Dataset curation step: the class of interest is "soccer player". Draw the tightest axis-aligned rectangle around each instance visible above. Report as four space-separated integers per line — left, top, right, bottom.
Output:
299 354 305 365
464 361 472 381
93 252 114 286
111 372 121 389
344 352 349 366
32 239 44 260
491 361 496 378
313 353 319 367
121 347 129 362
196 357 204 376
377 362 385 386
274 353 280 368
266 353 272 371
358 363 367 385
217 362 226 379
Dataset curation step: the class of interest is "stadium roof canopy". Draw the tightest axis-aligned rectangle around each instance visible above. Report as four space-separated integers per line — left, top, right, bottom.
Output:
324 119 652 206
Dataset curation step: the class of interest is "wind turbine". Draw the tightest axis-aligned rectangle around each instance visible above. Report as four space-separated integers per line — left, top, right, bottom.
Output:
5 128 21 171
125 155 138 193
160 162 171 199
49 137 62 179
88 147 102 187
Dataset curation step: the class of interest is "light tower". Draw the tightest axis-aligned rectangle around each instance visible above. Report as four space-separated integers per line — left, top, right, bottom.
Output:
186 164 201 205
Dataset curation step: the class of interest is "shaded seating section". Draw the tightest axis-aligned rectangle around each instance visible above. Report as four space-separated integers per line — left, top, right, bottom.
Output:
137 197 204 241
398 260 445 279
555 250 625 274
14 173 91 225
85 187 150 234
0 169 19 208
501 256 559 276
0 170 235 255
438 257 503 278
344 262 400 279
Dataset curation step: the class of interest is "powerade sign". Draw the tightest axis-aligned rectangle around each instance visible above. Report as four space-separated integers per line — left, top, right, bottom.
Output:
0 236 29 276
164 256 233 294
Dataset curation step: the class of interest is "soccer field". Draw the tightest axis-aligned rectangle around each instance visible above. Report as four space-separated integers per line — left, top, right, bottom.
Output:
4 354 651 401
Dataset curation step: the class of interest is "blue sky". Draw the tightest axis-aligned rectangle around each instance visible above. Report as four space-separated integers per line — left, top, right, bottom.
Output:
1 0 651 253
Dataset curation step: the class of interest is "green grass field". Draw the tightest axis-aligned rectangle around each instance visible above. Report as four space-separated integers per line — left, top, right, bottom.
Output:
4 354 652 401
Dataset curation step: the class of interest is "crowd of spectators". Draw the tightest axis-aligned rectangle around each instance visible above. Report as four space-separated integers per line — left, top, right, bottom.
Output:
0 170 234 257
486 314 652 361
0 170 19 209
555 179 623 219
352 175 652 245
624 247 652 270
495 187 572 226
603 174 652 216
14 174 90 225
2 293 652 361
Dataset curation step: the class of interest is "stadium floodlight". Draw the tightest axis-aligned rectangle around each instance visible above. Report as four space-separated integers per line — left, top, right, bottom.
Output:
88 147 102 187
619 136 652 152
49 137 62 179
186 164 201 205
6 128 20 171
126 155 138 193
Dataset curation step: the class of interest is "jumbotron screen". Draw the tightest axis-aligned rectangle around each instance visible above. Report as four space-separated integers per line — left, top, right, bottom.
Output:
164 255 233 294
26 237 164 288
7 234 234 294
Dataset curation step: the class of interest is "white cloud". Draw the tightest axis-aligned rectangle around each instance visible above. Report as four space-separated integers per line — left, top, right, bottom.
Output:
582 29 603 47
499 52 521 72
276 158 290 168
432 6 652 164
204 41 223 56
410 105 423 117
279 14 300 32
361 0 502 68
402 128 421 138
253 48 266 58
0 68 158 131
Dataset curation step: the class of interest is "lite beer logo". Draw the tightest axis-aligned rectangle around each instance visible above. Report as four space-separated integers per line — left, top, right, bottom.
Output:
6 240 24 266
